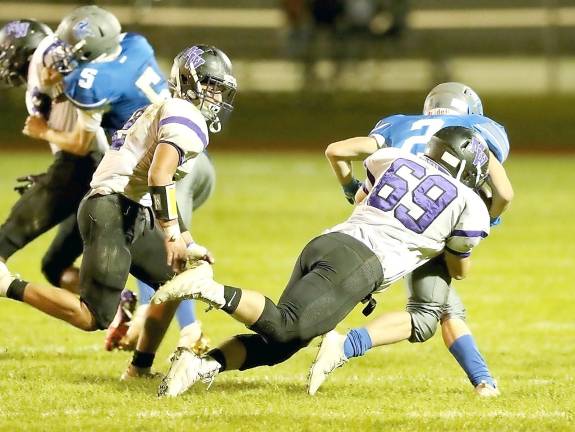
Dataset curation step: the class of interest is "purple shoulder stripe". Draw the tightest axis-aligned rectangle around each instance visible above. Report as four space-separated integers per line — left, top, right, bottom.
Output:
366 168 376 185
445 246 471 258
159 116 208 148
451 229 488 238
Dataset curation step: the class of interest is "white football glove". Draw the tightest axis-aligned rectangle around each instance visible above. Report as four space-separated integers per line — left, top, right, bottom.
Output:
186 242 215 266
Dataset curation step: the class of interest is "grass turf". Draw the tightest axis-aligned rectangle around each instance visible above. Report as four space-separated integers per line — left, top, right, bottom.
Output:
0 151 573 431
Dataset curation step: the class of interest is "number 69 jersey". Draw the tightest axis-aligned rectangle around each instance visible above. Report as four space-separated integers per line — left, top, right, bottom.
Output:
328 147 490 288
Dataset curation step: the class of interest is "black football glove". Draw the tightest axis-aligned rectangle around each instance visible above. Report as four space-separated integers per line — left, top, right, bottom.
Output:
342 178 362 204
14 173 46 195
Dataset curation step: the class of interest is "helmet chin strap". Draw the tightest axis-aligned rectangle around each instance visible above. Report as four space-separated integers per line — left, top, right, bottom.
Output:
209 118 221 133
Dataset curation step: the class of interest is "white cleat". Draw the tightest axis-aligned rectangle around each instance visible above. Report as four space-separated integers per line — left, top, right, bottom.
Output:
0 261 16 297
151 262 225 309
475 380 500 397
158 348 221 397
308 330 348 395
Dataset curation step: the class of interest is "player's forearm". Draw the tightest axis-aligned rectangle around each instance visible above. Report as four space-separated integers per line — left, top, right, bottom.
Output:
444 253 471 280
325 137 378 185
43 128 92 156
487 153 514 218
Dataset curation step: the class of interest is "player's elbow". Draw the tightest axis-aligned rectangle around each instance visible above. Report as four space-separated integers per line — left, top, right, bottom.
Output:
325 142 341 161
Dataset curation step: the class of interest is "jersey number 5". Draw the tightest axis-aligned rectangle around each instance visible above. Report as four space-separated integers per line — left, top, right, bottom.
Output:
367 158 458 233
78 68 98 89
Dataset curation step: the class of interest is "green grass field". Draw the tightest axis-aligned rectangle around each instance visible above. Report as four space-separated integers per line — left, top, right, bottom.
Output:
0 151 573 431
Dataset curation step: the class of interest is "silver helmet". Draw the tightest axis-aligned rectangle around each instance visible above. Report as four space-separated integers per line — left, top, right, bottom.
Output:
55 5 121 63
423 82 483 116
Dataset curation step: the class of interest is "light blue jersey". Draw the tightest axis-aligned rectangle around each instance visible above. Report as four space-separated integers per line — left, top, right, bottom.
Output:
369 114 510 163
63 33 169 134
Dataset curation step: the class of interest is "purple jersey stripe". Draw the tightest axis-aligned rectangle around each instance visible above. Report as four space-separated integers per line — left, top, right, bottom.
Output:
366 168 376 186
159 116 208 148
451 229 488 238
445 246 471 258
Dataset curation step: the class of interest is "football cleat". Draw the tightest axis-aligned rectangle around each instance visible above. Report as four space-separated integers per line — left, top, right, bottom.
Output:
104 290 138 351
151 262 225 309
120 364 161 381
158 348 221 397
177 321 211 356
474 380 500 397
308 330 348 395
0 261 16 297
117 304 149 351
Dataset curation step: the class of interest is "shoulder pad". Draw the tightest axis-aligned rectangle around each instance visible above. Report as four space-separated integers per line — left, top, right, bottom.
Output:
63 67 110 109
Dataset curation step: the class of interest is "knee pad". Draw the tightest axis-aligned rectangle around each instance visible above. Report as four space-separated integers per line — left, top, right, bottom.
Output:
406 302 442 343
440 303 467 323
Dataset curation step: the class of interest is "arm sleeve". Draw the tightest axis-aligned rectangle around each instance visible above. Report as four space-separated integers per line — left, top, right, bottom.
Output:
368 115 398 149
445 192 490 257
63 69 112 110
473 117 510 163
77 108 104 133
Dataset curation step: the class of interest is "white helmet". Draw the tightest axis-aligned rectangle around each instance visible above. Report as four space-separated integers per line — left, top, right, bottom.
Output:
423 82 483 116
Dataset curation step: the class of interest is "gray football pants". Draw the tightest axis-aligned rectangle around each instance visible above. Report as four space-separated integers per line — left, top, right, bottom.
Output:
405 255 466 343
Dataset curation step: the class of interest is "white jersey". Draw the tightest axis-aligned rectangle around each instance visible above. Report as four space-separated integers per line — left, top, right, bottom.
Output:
327 147 490 288
26 35 108 155
89 97 209 206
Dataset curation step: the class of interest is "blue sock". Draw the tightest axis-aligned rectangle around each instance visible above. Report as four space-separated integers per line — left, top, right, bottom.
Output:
175 300 196 328
449 334 494 387
343 328 373 358
136 279 154 304
137 280 196 329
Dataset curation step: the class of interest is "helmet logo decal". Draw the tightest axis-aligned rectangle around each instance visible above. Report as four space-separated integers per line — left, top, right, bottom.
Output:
469 136 488 167
183 46 205 70
5 21 30 38
73 19 94 40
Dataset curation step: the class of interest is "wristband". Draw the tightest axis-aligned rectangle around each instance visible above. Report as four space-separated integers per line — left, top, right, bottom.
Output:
150 183 178 221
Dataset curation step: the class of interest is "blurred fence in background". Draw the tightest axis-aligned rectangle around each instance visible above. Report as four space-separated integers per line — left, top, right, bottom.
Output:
1 0 574 151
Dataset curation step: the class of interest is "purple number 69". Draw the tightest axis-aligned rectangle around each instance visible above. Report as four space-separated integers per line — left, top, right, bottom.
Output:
367 158 458 233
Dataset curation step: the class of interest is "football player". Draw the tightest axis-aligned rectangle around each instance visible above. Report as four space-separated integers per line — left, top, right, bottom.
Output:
309 82 514 397
0 19 108 292
150 126 491 398
0 43 237 361
16 6 213 354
